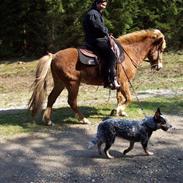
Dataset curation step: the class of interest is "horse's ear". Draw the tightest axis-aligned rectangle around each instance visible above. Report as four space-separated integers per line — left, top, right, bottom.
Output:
152 34 159 39
154 37 163 45
154 108 162 119
153 37 166 50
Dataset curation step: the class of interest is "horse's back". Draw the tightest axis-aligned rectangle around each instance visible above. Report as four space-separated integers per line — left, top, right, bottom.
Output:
54 48 78 63
50 48 80 80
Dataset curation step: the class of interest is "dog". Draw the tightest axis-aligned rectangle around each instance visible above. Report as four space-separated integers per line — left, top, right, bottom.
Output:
88 108 172 159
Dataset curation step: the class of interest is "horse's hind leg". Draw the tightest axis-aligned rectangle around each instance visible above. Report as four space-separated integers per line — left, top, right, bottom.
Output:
67 81 90 124
43 82 65 125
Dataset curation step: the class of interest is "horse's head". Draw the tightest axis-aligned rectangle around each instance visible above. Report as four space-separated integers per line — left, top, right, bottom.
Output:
147 30 166 71
144 30 166 71
117 29 166 70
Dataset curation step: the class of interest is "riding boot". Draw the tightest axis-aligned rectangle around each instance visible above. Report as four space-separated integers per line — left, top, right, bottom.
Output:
108 77 120 90
108 66 120 89
104 75 120 90
113 77 120 89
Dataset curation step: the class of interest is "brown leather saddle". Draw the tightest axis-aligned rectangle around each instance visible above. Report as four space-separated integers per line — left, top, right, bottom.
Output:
78 37 125 65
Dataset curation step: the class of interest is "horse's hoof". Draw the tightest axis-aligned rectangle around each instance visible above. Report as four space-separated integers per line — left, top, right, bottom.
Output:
47 120 55 126
80 118 91 125
146 151 154 156
121 113 128 117
110 109 117 116
117 111 128 117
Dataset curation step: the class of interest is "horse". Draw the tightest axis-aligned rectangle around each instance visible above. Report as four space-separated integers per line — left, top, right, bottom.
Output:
28 29 166 125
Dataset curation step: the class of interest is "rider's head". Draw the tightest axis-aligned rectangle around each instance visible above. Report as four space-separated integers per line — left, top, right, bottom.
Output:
92 0 107 11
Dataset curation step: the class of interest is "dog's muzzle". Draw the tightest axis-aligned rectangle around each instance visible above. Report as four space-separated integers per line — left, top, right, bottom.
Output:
161 123 172 131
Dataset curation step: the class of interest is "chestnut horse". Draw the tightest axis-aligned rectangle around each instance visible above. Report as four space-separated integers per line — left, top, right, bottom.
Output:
28 29 166 125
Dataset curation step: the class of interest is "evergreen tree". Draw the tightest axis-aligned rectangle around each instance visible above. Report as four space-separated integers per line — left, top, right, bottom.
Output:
0 0 182 58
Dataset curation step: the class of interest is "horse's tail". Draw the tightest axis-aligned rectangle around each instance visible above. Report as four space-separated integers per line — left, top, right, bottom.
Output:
28 53 54 117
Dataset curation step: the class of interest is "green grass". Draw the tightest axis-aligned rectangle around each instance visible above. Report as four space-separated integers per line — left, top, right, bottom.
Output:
0 95 182 138
0 60 37 77
132 52 183 90
0 110 39 138
0 52 182 139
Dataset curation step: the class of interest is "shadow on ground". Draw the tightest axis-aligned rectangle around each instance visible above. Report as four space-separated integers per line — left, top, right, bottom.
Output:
0 95 182 128
0 122 182 183
0 96 183 182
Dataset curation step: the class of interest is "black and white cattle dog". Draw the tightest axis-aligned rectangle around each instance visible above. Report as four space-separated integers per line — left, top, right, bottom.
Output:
88 108 172 159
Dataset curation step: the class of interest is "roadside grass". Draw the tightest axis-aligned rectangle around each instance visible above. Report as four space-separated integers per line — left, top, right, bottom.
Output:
0 52 182 138
0 95 182 138
0 59 37 77
133 52 183 90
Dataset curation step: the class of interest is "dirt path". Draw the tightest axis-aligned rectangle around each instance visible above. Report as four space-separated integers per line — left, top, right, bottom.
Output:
0 114 182 183
0 86 183 183
0 87 182 111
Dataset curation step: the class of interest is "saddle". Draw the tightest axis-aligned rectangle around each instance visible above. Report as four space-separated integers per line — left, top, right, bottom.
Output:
78 37 125 65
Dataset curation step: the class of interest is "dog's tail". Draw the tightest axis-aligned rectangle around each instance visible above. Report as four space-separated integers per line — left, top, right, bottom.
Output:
88 130 102 149
88 138 99 149
88 122 104 149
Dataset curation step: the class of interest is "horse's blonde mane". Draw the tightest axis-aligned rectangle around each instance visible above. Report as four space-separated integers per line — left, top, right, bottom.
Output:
117 29 166 49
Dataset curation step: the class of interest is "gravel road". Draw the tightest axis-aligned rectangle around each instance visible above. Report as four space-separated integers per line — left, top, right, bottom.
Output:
0 114 182 183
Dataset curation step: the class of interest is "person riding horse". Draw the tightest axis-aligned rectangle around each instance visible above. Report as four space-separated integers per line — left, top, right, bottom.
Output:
83 0 121 89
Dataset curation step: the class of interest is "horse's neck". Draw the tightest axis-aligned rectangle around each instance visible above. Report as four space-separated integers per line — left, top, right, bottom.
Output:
122 39 152 66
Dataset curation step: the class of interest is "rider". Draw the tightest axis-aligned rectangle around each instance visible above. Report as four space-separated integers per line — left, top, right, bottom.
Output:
83 0 120 89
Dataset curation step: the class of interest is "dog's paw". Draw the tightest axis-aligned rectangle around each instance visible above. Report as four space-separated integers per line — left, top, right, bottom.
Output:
105 151 114 159
146 151 154 156
107 155 114 159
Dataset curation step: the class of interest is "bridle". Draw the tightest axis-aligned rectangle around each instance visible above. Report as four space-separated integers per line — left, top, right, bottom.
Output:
147 43 164 70
122 42 164 70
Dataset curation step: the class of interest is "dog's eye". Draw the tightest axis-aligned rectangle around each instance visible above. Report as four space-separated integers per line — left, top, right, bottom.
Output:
160 118 166 124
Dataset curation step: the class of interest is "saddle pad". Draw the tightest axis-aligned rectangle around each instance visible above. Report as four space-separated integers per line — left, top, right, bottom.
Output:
78 49 99 65
111 38 125 63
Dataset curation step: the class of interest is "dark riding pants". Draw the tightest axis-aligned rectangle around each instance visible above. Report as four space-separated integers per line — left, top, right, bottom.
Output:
93 37 117 84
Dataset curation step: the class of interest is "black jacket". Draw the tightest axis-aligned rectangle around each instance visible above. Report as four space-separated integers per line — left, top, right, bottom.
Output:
83 7 109 44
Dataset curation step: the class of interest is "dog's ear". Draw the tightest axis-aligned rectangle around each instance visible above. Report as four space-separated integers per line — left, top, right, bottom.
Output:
154 108 162 119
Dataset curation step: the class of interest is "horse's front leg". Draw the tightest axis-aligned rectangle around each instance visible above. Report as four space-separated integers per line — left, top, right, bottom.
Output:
67 81 91 124
111 82 132 116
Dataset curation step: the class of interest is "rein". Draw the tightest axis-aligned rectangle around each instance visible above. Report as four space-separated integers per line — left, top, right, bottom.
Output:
120 63 147 118
122 47 138 68
118 48 147 117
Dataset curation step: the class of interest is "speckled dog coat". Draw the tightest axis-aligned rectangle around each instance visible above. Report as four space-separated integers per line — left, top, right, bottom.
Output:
88 108 171 158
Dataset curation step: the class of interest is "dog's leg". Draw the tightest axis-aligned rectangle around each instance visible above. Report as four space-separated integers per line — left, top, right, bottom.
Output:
141 141 154 156
97 141 103 155
104 143 114 159
123 141 134 155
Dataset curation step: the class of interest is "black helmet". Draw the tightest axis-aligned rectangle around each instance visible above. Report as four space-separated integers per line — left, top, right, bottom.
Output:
95 0 107 4
92 0 107 7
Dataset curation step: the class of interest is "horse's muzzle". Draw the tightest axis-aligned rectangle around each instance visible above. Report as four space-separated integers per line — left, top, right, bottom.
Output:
151 63 163 71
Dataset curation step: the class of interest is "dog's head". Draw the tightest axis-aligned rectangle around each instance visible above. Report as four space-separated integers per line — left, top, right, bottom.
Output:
154 108 172 131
